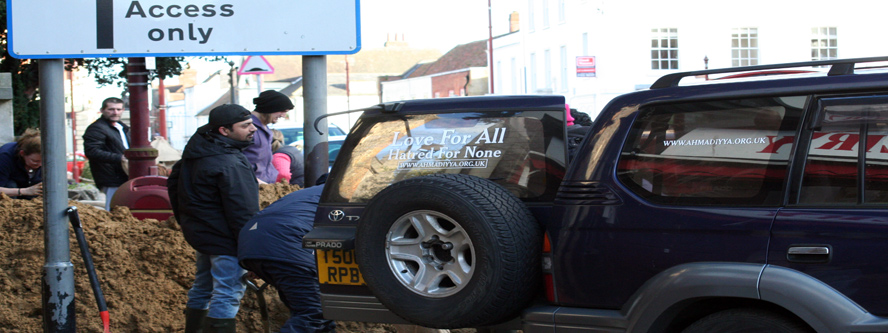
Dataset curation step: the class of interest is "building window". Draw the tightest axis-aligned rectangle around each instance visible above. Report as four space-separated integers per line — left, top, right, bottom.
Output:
811 27 838 61
558 0 566 23
495 60 502 94
651 28 679 70
543 0 550 28
545 49 552 92
510 57 518 94
560 45 568 92
582 32 589 55
530 53 538 93
732 27 759 66
528 0 535 32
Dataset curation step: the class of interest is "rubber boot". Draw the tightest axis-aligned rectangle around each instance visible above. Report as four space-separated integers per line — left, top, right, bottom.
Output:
203 317 237 333
184 308 208 333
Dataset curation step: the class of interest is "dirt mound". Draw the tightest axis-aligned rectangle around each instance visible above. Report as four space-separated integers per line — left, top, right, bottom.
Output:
0 183 404 332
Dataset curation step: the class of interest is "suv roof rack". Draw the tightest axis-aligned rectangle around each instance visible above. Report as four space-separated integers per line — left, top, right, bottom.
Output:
650 56 888 89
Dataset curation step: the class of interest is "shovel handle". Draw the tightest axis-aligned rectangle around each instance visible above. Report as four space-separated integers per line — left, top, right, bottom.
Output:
243 274 270 333
66 206 111 332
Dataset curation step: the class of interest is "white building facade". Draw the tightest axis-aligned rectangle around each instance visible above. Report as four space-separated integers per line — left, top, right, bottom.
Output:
493 0 888 119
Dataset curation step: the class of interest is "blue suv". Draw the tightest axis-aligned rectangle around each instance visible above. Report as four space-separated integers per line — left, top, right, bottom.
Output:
304 57 888 332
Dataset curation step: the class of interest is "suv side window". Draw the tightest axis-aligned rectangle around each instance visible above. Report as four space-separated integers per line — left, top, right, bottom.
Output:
618 97 804 206
325 111 566 203
799 95 888 205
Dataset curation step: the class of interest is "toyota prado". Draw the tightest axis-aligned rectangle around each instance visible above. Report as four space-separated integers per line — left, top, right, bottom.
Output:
303 57 888 332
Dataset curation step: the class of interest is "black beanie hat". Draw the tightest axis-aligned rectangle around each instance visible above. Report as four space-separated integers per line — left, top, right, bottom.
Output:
253 90 294 113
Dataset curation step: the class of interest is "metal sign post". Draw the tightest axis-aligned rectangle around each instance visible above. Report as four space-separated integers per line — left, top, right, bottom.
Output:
303 55 328 187
8 2 359 329
40 59 76 332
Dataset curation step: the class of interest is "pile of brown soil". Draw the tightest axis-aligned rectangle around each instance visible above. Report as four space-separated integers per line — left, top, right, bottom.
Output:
0 183 407 332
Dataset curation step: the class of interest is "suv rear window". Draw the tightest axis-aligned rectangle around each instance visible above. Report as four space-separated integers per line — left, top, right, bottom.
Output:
323 111 567 203
618 96 804 206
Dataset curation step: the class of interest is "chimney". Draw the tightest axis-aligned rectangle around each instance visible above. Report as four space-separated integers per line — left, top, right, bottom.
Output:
509 11 520 33
180 67 198 88
385 32 409 47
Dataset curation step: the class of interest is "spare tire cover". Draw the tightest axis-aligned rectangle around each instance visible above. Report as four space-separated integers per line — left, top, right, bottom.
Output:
355 173 541 328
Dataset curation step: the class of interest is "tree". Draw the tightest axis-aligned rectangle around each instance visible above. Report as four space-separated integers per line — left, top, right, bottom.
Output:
0 2 223 134
75 56 225 88
0 0 40 135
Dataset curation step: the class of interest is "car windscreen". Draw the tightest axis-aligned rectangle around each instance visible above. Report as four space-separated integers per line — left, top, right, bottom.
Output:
329 126 346 136
323 110 567 204
279 128 304 145
278 125 346 145
329 140 344 164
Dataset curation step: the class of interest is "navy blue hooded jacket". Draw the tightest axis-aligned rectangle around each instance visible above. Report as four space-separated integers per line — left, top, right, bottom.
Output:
238 185 323 266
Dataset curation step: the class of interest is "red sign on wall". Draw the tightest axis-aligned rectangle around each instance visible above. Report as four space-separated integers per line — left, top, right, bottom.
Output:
577 56 597 77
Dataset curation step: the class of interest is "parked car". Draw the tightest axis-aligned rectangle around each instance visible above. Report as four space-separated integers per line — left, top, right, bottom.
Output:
303 57 888 332
326 136 345 166
270 122 347 146
66 152 86 172
289 135 347 166
67 152 86 178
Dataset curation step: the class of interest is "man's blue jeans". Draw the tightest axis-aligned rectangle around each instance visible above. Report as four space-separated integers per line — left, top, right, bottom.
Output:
186 252 247 319
101 186 118 211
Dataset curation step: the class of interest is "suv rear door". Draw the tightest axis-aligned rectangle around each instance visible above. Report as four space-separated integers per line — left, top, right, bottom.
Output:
553 96 804 308
771 94 888 317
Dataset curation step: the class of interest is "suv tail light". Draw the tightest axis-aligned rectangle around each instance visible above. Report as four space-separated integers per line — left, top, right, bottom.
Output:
542 232 556 303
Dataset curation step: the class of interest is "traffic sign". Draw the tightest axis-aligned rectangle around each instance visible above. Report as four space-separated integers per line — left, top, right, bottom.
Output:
7 0 361 59
238 56 274 75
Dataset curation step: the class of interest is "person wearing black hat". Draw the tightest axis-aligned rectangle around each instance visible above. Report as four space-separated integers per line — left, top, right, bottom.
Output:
168 104 260 333
245 90 294 184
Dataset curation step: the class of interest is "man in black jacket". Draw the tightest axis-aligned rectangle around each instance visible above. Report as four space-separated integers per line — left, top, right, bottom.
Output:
83 97 130 210
168 104 260 333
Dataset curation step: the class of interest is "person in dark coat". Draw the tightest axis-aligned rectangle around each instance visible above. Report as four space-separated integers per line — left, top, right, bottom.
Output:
83 97 130 210
0 128 43 199
168 104 260 333
239 184 335 333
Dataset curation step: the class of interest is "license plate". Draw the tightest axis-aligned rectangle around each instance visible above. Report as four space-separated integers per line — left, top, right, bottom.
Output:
316 249 365 285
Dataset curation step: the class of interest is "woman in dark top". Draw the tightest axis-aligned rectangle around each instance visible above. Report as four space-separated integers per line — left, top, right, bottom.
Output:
0 128 43 199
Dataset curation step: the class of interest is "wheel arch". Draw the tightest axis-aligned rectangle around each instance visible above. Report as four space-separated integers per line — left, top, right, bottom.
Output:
759 265 888 333
649 297 810 333
622 262 763 332
620 263 888 332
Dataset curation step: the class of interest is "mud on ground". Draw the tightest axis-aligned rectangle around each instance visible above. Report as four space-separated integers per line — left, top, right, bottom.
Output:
0 182 432 332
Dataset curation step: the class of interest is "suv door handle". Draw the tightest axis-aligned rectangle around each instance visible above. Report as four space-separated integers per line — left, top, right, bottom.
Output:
787 246 831 263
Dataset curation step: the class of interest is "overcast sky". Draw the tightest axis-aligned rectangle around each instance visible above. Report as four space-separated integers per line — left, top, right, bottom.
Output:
359 0 519 53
